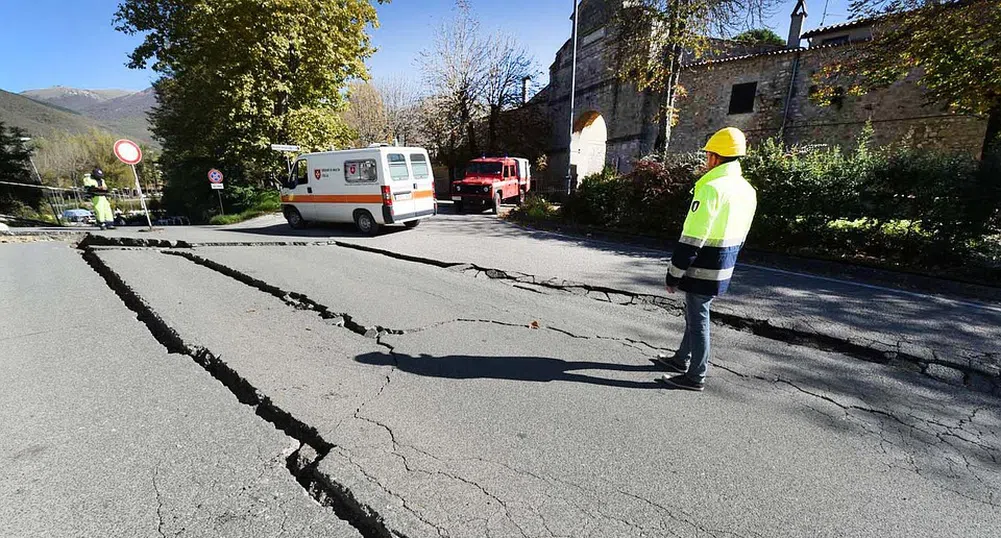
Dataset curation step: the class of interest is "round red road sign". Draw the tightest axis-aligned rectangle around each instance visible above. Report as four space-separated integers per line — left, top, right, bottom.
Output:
208 168 224 183
113 139 143 165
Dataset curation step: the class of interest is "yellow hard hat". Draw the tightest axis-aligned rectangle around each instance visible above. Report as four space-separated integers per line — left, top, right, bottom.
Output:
703 127 747 157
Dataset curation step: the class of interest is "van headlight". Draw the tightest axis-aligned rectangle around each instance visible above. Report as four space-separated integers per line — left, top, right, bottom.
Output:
482 186 489 193
455 185 462 192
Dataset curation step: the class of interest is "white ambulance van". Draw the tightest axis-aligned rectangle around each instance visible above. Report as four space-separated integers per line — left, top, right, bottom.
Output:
281 146 437 235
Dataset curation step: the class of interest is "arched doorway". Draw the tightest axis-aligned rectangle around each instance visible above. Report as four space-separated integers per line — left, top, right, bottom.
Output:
570 112 607 181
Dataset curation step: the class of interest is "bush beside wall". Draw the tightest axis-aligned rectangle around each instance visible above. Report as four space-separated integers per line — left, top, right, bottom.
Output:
526 133 1001 278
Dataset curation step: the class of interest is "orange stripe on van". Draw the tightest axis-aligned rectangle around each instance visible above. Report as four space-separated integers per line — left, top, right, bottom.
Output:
414 190 435 200
281 194 383 204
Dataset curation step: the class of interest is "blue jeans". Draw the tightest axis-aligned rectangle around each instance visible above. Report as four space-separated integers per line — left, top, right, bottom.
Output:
675 292 714 383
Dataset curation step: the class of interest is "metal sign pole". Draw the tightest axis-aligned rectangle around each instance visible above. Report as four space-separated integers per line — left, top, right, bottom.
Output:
565 0 579 198
217 190 225 216
131 164 154 231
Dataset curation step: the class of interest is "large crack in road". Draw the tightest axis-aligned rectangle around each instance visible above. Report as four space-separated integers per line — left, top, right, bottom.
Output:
80 247 397 538
80 244 754 536
77 240 1001 536
80 234 1001 395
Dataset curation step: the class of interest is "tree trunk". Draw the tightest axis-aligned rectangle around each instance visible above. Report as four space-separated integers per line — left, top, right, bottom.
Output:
660 45 683 156
982 102 1001 158
459 96 478 157
488 104 501 153
467 121 478 157
655 4 684 157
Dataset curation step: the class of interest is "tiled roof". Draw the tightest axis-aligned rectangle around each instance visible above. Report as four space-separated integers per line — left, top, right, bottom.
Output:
682 41 851 68
801 18 875 39
683 47 804 68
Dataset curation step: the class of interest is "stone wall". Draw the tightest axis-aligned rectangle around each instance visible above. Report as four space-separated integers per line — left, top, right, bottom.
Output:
536 1 988 189
665 47 987 156
541 0 660 188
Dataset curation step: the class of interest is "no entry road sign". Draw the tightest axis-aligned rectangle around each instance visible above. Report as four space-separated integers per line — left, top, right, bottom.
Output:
113 139 143 165
112 139 151 230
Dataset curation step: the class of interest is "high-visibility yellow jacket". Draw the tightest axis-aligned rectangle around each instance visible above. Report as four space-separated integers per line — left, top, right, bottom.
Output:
83 176 113 223
665 161 757 296
83 176 107 196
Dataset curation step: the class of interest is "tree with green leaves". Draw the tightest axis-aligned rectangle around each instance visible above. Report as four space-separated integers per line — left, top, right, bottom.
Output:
612 0 780 154
115 0 381 219
0 122 42 214
733 28 785 47
816 0 1001 156
34 129 139 188
342 81 391 148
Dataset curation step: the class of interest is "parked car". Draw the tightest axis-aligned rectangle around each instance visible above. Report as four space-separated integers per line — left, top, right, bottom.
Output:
62 209 94 224
451 157 531 214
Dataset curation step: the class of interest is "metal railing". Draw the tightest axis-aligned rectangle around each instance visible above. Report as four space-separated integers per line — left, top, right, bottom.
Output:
0 180 161 225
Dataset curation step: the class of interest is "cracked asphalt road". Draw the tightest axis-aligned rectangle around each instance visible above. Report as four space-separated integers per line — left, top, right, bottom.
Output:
5 215 1001 537
0 243 359 538
84 212 1001 384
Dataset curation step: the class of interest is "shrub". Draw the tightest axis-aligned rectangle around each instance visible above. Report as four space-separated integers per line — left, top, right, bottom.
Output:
555 132 1001 274
562 167 622 226
508 194 559 222
744 135 1001 265
562 160 696 234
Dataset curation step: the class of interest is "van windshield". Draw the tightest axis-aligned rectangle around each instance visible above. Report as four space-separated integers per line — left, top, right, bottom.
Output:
465 162 503 176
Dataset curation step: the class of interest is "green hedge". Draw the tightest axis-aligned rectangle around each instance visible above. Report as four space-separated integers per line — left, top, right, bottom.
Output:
554 134 1001 272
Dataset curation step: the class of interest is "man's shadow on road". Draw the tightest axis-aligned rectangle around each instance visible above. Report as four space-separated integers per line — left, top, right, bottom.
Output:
355 352 663 389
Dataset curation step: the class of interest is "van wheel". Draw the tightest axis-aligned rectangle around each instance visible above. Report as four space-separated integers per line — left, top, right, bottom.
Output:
354 210 380 236
404 220 421 229
454 201 464 214
492 192 503 215
516 188 526 205
284 207 306 229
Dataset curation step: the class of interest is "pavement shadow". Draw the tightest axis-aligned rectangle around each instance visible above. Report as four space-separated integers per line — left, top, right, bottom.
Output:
227 221 412 239
355 351 663 390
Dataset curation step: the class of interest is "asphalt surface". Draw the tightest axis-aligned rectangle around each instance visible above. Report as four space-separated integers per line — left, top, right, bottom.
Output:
0 243 360 538
4 214 1001 537
80 211 1001 381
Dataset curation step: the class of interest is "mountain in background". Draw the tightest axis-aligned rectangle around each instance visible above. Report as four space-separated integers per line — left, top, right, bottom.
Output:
11 86 157 146
20 86 135 113
0 88 106 139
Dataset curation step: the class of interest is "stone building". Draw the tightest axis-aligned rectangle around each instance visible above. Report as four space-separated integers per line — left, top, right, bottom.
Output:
533 0 989 188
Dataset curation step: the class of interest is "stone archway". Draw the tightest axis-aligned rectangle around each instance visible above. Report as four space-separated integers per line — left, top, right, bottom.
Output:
570 111 607 181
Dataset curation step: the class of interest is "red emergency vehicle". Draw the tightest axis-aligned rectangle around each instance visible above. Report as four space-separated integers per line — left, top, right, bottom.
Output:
451 157 532 214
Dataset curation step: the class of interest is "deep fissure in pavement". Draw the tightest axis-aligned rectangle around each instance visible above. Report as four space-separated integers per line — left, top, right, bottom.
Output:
329 243 999 390
79 247 398 538
83 235 999 393
78 241 1001 528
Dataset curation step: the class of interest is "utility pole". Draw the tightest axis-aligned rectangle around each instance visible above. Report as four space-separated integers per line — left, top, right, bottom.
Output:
565 0 579 197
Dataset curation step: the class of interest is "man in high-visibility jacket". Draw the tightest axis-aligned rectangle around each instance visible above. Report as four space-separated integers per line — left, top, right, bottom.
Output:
83 167 115 230
657 127 757 392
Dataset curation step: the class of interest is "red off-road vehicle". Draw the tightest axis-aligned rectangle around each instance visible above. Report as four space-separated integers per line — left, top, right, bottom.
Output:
451 157 532 214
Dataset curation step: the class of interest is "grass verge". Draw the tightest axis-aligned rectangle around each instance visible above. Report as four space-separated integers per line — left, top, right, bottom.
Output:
209 209 278 226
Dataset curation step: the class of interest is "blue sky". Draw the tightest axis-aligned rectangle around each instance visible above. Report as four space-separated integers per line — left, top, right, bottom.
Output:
0 0 851 93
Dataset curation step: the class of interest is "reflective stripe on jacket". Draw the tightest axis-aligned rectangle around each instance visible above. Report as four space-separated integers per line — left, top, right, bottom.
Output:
665 161 757 296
